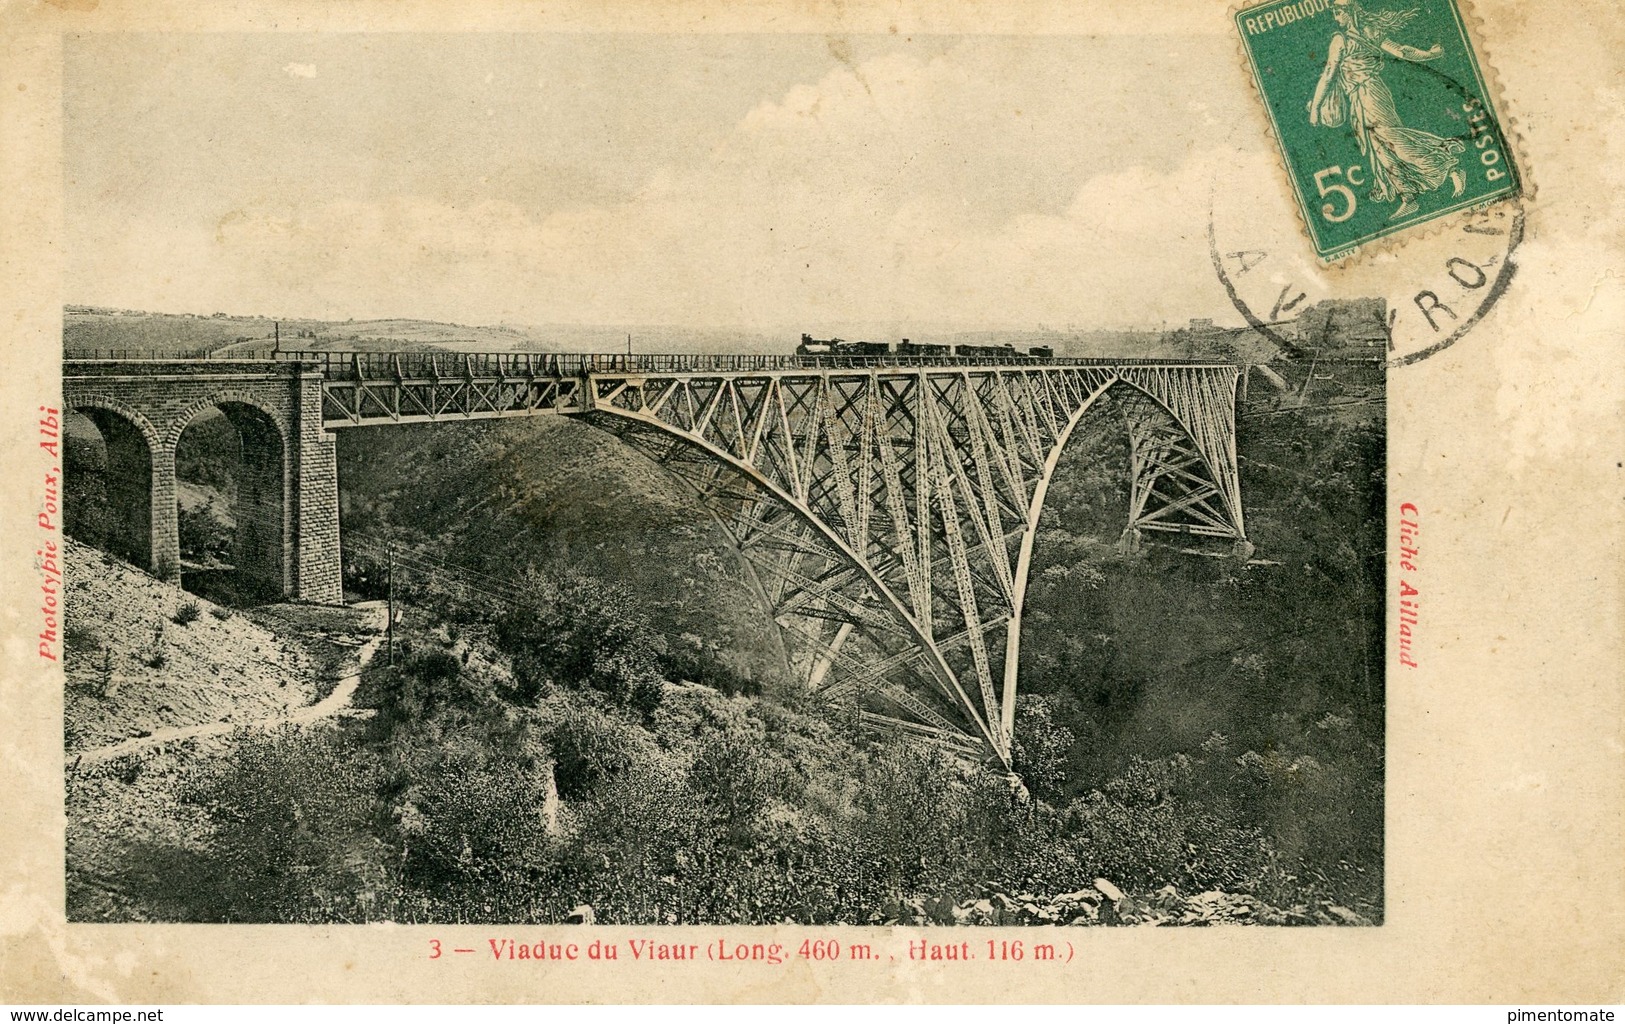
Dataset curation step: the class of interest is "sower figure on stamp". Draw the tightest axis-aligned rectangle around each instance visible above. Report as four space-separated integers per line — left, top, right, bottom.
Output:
1307 0 1468 219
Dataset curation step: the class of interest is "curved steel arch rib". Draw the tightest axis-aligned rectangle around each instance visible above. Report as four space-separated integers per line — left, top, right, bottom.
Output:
574 364 1246 770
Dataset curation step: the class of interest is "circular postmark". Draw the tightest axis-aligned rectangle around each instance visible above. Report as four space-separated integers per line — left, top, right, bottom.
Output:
1209 188 1522 368
1215 24 1527 367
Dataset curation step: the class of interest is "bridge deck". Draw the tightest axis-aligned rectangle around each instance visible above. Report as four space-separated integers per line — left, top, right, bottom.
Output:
268 350 1236 379
67 349 1236 375
64 350 1245 433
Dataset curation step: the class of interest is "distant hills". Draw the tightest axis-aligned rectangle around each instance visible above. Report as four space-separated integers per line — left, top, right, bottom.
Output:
67 304 1389 362
65 305 1216 360
64 307 560 358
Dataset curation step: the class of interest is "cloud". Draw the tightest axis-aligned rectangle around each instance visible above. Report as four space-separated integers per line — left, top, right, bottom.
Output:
75 46 1268 330
281 63 318 79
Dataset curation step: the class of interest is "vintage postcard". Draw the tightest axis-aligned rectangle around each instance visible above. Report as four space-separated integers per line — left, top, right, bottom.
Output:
0 0 1620 1007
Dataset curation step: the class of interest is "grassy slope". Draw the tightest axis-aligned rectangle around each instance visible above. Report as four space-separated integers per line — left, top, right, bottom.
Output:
63 311 326 356
62 539 374 920
336 414 791 690
63 538 319 752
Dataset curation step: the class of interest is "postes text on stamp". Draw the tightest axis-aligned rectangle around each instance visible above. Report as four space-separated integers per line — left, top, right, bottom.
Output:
1235 0 1521 260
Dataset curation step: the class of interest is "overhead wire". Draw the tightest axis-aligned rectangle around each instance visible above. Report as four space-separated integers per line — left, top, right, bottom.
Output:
341 534 706 645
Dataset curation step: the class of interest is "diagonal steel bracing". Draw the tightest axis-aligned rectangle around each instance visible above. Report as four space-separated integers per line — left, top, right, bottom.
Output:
578 363 1246 771
81 350 1250 772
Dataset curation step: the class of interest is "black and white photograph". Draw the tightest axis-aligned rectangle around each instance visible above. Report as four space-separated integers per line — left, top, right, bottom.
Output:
58 30 1386 930
1 0 1619 1008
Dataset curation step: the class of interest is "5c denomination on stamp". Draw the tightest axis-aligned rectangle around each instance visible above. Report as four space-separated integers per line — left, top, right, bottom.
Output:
1235 0 1521 260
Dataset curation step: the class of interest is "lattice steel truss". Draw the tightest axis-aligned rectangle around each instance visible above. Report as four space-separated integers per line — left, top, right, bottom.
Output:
578 365 1247 770
77 351 1248 771
317 353 586 426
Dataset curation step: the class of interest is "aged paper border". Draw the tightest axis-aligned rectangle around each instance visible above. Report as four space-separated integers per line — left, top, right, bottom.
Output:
2 0 1622 1004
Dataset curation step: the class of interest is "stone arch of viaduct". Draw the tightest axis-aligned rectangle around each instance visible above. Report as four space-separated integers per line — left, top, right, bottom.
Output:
61 361 343 603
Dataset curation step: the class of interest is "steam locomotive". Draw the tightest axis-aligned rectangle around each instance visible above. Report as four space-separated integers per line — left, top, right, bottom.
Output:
796 334 1054 360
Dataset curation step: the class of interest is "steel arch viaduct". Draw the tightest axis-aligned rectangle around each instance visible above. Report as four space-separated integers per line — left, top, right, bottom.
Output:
63 352 1250 769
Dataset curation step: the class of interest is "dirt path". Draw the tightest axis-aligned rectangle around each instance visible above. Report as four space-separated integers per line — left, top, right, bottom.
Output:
70 600 389 768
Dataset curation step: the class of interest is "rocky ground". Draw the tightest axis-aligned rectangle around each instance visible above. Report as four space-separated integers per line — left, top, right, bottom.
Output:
887 878 1374 927
66 742 218 921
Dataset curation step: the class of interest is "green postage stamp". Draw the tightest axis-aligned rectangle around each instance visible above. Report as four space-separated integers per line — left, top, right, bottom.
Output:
1235 0 1521 259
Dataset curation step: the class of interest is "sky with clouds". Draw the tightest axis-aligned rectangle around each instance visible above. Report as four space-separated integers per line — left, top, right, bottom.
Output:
65 32 1271 331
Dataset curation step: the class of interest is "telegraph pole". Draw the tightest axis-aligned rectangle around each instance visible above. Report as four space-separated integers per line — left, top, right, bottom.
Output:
387 544 396 667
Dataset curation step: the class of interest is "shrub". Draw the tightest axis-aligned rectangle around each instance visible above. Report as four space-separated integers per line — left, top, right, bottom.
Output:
688 722 785 844
628 677 664 717
1011 693 1078 804
63 619 103 657
495 571 667 711
561 757 706 922
362 664 425 736
183 728 392 922
406 648 462 686
178 504 233 563
111 754 143 785
391 747 561 915
342 548 390 602
544 705 642 801
660 641 761 698
210 606 233 621
396 648 469 717
845 745 1018 904
65 486 118 551
1060 786 1274 895
173 600 202 626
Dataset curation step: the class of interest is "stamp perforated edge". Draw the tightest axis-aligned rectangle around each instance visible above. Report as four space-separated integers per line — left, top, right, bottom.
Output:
1225 0 1537 267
